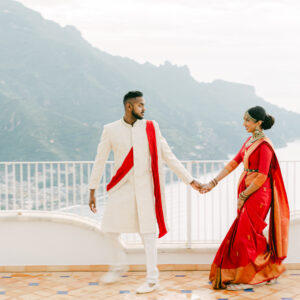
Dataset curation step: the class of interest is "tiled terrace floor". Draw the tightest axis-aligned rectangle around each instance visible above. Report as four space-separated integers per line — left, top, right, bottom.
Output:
0 270 300 299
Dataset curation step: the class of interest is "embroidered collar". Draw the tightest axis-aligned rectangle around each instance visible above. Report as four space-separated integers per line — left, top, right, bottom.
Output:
121 118 144 128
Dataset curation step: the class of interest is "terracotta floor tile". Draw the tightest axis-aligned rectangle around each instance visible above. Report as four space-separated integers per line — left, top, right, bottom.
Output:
0 270 299 299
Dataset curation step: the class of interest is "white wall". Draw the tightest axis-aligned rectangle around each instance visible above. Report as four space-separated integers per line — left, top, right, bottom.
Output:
0 211 298 267
286 211 300 264
0 211 119 266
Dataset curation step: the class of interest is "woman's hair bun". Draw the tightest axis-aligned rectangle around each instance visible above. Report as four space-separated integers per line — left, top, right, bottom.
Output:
262 114 275 130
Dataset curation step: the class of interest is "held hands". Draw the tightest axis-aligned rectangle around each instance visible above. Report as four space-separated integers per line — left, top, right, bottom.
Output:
200 182 214 194
190 179 219 194
190 180 204 192
199 178 218 194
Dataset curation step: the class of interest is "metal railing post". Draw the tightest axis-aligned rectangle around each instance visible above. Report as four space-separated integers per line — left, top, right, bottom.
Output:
186 161 192 249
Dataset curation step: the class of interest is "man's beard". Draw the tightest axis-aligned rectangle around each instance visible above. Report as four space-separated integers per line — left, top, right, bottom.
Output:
132 110 144 120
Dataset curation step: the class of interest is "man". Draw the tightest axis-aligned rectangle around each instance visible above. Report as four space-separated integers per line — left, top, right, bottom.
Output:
89 91 202 294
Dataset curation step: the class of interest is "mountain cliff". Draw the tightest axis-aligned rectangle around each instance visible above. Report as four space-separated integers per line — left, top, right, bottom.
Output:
1 0 299 161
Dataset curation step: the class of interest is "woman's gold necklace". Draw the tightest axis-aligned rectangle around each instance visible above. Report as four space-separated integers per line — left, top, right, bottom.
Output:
245 129 265 148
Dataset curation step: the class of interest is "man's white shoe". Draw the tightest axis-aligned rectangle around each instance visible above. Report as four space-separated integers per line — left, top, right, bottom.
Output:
136 282 160 294
100 265 128 284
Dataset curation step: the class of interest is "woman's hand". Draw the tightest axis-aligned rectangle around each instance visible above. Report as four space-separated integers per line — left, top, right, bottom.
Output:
237 198 244 210
237 191 248 210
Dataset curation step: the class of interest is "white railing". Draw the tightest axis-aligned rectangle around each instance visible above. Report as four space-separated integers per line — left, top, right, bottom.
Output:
0 161 299 246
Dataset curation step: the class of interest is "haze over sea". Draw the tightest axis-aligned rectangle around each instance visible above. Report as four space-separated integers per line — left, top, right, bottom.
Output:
276 139 300 161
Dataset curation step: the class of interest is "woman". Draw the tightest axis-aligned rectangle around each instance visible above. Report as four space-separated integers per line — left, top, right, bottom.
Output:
202 106 290 290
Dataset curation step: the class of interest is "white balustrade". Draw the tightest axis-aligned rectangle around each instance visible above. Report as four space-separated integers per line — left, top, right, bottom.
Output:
0 160 299 246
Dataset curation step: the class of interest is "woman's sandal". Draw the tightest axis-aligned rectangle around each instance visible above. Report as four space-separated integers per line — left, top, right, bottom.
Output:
266 278 278 285
226 283 254 291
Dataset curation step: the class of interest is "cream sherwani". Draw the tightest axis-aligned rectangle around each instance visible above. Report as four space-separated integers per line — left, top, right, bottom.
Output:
89 118 193 234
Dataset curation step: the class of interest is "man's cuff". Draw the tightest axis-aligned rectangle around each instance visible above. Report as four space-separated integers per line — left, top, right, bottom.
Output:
88 183 99 190
185 174 194 185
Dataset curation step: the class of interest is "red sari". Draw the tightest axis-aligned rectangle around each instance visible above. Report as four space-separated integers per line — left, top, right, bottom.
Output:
209 137 290 289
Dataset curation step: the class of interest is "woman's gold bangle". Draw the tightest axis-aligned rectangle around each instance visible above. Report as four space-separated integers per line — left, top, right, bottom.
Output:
210 178 218 187
239 191 248 201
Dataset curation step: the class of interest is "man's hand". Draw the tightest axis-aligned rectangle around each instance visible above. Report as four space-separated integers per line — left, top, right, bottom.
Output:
89 190 97 214
190 180 203 192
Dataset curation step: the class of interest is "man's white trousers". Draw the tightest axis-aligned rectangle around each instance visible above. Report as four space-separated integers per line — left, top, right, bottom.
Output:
106 232 159 284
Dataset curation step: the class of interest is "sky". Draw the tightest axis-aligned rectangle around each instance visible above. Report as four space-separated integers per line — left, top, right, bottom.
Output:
17 0 300 113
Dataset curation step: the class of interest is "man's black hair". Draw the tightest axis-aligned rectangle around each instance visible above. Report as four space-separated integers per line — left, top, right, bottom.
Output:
123 91 143 105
